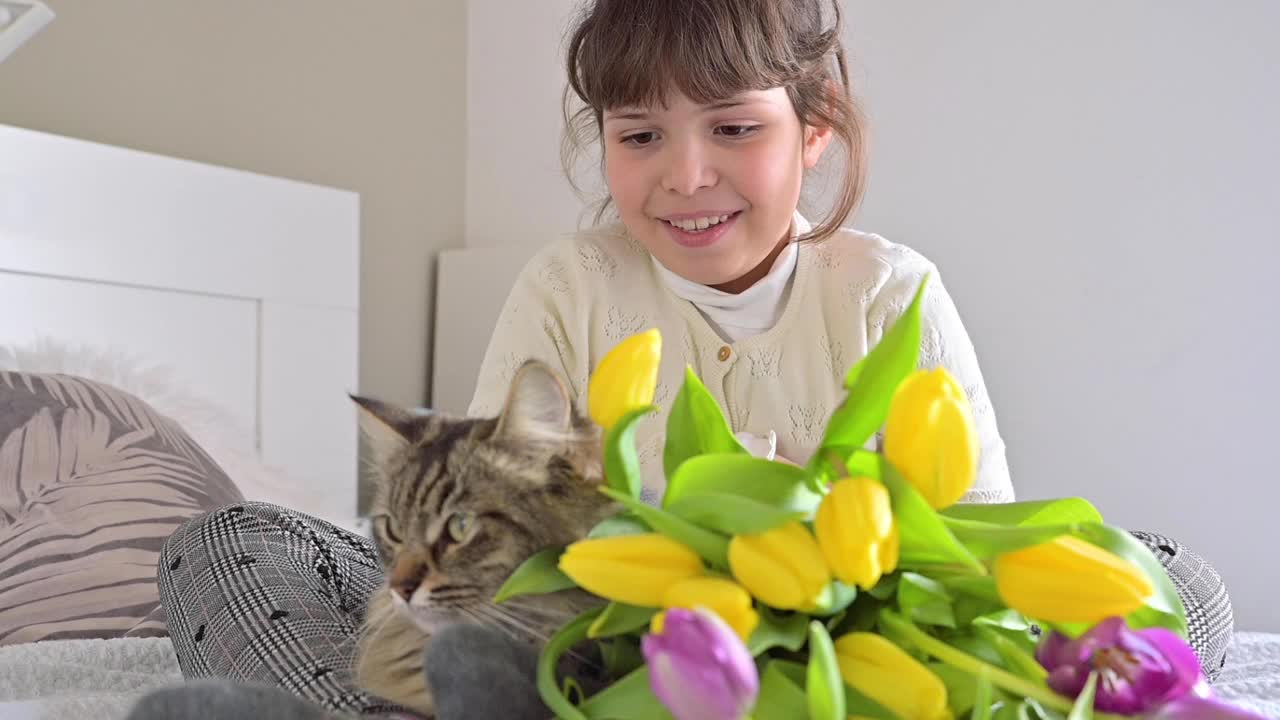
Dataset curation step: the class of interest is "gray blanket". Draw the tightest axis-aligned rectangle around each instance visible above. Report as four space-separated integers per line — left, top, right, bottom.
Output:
2 633 1278 719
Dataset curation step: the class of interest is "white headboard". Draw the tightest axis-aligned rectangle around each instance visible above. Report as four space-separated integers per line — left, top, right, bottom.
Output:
0 123 361 530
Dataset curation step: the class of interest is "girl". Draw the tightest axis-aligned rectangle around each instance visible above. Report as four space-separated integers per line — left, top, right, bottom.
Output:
130 2 1231 720
466 0 1015 503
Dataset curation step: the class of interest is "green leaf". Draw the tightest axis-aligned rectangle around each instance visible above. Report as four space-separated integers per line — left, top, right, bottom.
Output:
942 498 1104 527
599 487 730 569
953 591 1008 627
932 572 1002 604
943 516 1077 559
666 492 805 535
995 704 1021 720
812 581 858 618
806 622 846 720
753 662 810 720
972 674 995 720
1067 672 1098 720
815 274 928 456
866 572 899 600
932 662 981 717
604 405 656 499
588 602 656 639
562 676 585 706
768 660 896 720
493 547 574 603
748 607 809 655
663 453 822 514
897 572 957 628
873 455 983 572
1071 524 1187 637
842 686 899 720
536 608 599 720
973 624 1049 681
831 592 884 636
1016 698 1059 720
587 513 650 539
972 609 1034 634
600 637 645 679
663 367 747 480
947 631 1012 668
578 665 674 720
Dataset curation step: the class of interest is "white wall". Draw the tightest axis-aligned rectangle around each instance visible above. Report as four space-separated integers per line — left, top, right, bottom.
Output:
466 1 1280 631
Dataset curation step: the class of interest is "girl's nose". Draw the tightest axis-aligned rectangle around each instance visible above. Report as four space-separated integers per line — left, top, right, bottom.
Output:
660 140 717 196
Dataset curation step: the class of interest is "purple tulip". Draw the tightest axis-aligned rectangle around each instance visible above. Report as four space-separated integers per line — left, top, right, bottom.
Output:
1037 617 1266 718
641 607 759 720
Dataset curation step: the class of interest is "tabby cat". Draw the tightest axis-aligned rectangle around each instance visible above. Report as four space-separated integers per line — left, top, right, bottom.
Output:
352 361 616 716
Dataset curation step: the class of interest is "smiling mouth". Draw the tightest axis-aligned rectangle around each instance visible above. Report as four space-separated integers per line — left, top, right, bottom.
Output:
661 211 742 234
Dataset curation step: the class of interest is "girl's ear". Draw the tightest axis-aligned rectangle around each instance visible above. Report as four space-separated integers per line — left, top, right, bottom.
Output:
802 123 835 169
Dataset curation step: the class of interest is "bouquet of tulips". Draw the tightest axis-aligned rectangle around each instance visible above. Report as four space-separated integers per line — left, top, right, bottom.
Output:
494 277 1262 720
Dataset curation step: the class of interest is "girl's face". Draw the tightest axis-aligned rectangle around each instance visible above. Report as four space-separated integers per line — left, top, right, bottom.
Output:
603 87 832 292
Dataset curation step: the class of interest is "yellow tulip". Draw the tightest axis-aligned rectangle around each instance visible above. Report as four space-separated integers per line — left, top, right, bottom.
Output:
883 367 978 510
994 535 1154 624
834 633 952 720
587 328 662 430
651 576 760 642
728 522 831 611
814 477 899 590
559 533 703 607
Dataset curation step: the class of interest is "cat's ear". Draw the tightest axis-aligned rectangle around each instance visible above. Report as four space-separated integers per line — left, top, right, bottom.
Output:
495 361 574 441
351 395 421 463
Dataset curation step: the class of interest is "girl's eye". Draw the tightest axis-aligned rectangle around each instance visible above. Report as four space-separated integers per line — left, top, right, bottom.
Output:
621 131 658 147
446 512 475 543
720 124 757 137
377 514 403 544
716 124 760 139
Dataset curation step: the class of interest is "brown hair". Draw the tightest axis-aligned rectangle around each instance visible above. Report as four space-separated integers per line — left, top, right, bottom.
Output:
562 0 868 243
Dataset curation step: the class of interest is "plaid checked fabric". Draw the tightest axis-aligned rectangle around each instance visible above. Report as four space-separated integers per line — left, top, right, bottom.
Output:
157 502 416 717
1131 530 1235 680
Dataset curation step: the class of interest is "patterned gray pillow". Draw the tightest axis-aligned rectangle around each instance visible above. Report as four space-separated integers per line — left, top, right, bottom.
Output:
0 371 243 644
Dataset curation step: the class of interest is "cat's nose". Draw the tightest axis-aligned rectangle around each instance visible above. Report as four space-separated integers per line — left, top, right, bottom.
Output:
390 564 428 602
392 576 421 602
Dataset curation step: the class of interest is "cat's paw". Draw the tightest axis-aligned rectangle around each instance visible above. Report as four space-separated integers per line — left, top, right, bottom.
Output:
425 624 546 720
126 678 335 720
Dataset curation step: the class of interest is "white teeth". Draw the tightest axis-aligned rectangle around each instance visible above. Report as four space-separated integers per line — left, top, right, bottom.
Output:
667 213 734 232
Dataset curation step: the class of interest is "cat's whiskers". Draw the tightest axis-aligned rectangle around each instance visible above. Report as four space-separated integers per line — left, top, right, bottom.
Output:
469 602 549 643
499 599 576 620
470 603 602 672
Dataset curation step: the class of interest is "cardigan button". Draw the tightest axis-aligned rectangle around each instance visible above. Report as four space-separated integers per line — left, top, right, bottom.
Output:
717 345 732 362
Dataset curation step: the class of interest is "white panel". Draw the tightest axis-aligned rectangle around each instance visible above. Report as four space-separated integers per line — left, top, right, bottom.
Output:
0 270 258 433
260 301 359 530
432 244 538 414
0 123 359 309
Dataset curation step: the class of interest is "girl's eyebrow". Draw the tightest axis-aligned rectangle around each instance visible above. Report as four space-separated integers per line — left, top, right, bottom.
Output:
605 110 650 121
705 99 748 111
605 98 766 122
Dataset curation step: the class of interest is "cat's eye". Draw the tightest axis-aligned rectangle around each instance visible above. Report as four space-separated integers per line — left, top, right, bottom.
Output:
377 514 403 544
446 512 475 543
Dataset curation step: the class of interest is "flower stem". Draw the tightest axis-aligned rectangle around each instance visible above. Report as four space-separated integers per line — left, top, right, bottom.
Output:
880 611 1127 720
537 608 602 720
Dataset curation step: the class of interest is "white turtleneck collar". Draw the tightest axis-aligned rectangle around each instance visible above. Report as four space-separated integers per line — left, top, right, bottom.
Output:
652 212 809 343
